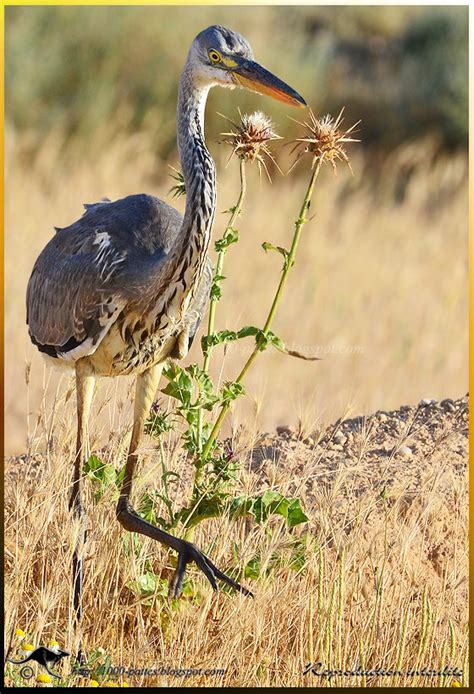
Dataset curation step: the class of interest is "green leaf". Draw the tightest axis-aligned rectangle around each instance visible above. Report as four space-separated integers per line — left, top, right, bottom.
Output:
254 491 289 522
223 205 237 215
202 327 263 355
228 495 255 518
263 490 290 517
83 455 121 502
221 380 245 403
127 571 168 597
236 325 260 339
244 554 262 580
144 409 172 438
186 364 213 393
122 533 142 558
215 227 239 252
254 330 321 361
288 535 312 571
174 494 226 529
231 542 240 564
115 464 126 489
262 241 290 260
83 454 104 474
209 273 227 302
267 332 286 351
227 492 308 528
161 365 193 406
210 282 222 301
211 329 238 346
138 491 158 523
290 549 307 571
286 498 310 528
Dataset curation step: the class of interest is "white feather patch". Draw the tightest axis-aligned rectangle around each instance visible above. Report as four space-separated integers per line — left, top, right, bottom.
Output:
57 298 125 362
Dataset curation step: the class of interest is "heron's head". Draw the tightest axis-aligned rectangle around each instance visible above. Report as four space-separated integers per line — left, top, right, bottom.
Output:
188 25 306 108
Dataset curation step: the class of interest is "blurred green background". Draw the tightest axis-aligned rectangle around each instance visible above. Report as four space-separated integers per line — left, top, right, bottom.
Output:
5 4 468 163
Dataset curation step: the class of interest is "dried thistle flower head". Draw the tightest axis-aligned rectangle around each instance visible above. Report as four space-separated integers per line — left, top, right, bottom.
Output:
220 110 282 180
290 107 360 174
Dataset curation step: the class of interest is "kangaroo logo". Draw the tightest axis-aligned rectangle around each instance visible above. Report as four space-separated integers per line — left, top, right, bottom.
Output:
9 646 70 680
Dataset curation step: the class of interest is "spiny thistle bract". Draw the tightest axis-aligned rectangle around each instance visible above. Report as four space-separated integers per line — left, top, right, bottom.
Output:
168 165 186 198
290 107 360 173
220 110 281 180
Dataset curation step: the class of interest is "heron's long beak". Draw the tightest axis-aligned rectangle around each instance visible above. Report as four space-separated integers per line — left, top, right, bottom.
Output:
231 58 306 109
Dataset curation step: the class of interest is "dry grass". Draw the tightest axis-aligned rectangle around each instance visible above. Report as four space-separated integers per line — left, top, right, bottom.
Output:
4 125 468 687
4 126 468 455
4 394 468 687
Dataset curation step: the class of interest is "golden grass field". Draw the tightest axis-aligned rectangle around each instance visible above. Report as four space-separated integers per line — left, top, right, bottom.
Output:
4 121 468 688
5 125 468 455
4 395 469 688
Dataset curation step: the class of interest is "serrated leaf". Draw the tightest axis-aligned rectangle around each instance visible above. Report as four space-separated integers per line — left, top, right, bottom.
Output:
161 365 193 406
267 332 285 351
221 380 245 402
145 409 173 437
215 228 239 252
227 492 308 528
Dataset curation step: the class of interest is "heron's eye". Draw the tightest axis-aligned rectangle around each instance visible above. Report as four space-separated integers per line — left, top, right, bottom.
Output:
208 50 222 64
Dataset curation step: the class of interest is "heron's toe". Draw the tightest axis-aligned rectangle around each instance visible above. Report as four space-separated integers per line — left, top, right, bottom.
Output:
169 542 218 598
169 540 253 598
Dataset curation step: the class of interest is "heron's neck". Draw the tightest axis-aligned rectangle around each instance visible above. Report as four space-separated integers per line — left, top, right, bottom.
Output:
167 67 216 313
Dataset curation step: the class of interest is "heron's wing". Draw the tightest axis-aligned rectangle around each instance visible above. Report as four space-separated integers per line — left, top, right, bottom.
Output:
27 194 182 361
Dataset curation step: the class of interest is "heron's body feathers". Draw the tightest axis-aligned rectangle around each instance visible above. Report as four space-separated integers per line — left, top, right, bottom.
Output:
27 193 211 374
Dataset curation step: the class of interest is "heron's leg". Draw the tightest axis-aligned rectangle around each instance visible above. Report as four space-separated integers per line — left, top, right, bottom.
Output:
116 364 253 598
69 362 95 664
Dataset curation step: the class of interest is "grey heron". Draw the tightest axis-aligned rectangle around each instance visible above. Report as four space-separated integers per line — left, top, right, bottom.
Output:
26 24 306 644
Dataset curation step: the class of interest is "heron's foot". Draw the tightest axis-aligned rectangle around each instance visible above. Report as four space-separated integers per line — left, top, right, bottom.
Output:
116 501 253 598
169 539 254 599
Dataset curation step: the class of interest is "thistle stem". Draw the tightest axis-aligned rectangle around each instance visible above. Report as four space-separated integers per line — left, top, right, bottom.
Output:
203 159 247 375
202 157 323 460
195 159 246 458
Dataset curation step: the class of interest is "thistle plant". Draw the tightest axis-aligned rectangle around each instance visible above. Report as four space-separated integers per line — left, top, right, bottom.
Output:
201 107 359 458
195 112 280 473
84 107 359 594
154 108 359 541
